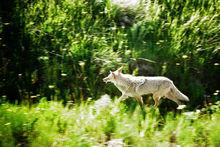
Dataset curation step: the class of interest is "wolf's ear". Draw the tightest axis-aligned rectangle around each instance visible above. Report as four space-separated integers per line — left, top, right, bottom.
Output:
112 72 116 79
117 66 123 73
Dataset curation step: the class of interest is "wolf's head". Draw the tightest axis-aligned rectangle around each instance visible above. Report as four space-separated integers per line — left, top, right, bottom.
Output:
103 66 123 83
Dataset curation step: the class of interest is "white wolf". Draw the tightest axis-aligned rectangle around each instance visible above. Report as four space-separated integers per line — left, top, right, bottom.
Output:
103 67 189 108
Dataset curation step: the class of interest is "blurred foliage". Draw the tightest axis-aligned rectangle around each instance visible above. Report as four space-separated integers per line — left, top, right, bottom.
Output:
0 0 220 109
0 99 220 146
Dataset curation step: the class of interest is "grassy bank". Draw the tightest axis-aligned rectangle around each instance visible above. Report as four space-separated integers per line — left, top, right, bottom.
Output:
1 96 220 146
1 0 219 109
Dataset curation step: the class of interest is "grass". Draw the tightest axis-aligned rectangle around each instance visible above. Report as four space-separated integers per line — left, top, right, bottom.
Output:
4 0 219 108
2 1 219 146
1 96 220 146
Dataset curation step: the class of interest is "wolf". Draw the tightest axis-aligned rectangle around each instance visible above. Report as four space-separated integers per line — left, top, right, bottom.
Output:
103 67 189 108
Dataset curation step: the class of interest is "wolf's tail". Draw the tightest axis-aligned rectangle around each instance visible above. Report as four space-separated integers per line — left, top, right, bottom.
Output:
170 83 189 101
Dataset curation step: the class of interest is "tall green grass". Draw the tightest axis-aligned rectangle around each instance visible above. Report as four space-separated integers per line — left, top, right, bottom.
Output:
1 0 219 109
16 0 218 108
1 97 220 146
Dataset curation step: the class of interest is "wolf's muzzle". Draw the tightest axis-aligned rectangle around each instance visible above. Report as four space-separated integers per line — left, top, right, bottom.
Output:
103 77 108 83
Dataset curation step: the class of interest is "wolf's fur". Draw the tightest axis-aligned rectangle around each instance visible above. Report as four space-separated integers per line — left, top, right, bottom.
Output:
103 67 189 107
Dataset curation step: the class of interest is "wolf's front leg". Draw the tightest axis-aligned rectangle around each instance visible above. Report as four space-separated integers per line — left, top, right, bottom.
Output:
118 94 128 102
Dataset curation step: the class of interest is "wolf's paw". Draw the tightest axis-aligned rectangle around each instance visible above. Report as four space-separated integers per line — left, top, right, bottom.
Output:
177 105 186 110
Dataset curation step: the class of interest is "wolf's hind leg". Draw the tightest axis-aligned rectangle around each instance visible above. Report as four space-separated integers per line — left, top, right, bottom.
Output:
153 95 160 107
134 95 144 106
165 91 182 105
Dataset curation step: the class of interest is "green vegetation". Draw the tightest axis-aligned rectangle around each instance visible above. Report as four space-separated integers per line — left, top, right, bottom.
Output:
1 0 219 108
0 0 220 146
1 98 220 146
